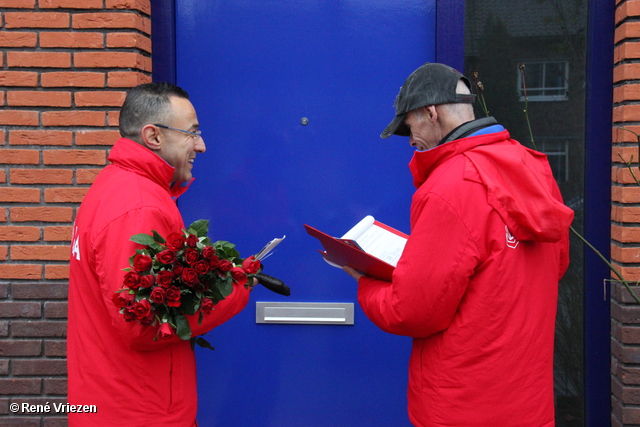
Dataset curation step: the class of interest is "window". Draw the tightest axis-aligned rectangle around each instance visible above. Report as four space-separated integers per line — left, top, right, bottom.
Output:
537 137 570 182
518 61 569 101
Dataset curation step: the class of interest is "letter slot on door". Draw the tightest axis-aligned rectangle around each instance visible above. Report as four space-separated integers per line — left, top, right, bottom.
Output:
256 302 354 325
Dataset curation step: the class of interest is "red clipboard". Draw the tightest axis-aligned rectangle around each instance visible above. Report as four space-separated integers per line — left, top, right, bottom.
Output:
304 224 396 281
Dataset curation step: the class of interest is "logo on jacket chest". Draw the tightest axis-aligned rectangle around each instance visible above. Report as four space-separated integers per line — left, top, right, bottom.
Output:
505 226 519 249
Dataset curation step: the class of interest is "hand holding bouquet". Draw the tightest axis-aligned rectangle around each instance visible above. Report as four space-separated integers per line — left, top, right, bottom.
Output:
112 219 263 349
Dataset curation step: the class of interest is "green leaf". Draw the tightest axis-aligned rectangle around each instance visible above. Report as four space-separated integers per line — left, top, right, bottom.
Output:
198 310 204 325
130 233 155 246
149 242 165 253
195 336 215 351
175 314 192 340
180 292 198 316
187 220 209 237
152 230 166 244
219 275 233 298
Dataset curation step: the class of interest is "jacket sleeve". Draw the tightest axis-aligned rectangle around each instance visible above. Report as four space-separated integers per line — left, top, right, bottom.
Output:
94 207 250 351
357 193 481 338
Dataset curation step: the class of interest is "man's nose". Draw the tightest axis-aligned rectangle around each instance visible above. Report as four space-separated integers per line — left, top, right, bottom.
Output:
196 137 206 153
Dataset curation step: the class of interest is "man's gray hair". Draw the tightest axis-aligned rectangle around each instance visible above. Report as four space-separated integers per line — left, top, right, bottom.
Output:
119 82 190 143
437 79 475 122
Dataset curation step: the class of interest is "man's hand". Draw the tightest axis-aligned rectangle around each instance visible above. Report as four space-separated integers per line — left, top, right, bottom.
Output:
342 265 364 282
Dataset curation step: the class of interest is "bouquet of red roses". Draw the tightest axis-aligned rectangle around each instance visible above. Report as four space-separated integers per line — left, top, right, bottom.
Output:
112 219 262 349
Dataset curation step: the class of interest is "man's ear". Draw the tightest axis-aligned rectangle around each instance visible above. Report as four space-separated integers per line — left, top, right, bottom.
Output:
140 124 162 151
425 105 438 123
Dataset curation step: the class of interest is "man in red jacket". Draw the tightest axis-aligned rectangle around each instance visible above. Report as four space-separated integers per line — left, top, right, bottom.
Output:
67 83 251 426
344 63 574 426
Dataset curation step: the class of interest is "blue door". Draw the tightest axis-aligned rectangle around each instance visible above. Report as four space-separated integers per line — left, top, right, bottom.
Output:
174 2 436 425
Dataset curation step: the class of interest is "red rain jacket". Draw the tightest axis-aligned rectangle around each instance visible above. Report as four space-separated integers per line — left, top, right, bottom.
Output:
358 130 573 427
67 138 250 426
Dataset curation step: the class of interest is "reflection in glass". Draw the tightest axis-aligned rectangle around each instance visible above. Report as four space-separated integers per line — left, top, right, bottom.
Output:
465 1 587 425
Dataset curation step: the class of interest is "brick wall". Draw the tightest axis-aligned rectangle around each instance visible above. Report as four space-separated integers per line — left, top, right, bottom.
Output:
0 0 151 425
613 1 640 426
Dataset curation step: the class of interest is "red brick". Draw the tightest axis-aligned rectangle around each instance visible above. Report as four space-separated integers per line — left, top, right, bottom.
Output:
0 0 36 7
72 12 150 34
10 207 74 222
75 90 126 107
44 302 67 319
43 187 88 203
7 90 71 107
616 43 640 63
0 71 38 87
617 1 640 23
39 0 102 8
44 226 72 242
0 226 40 241
44 340 66 357
45 264 68 280
612 244 640 264
106 32 151 53
0 302 41 318
107 70 151 87
0 149 39 164
613 225 640 244
11 283 67 300
12 245 69 261
9 130 72 146
0 170 5 184
74 51 151 71
76 168 102 184
13 359 66 376
7 51 71 68
0 209 6 222
613 186 640 203
613 166 640 184
43 149 106 165
40 31 104 48
0 188 41 203
0 31 37 47
616 22 640 43
0 246 7 260
107 0 151 15
44 378 67 395
11 169 73 185
0 110 39 126
41 71 105 88
42 110 105 126
5 12 70 29
75 129 119 145
0 379 41 395
108 110 120 126
12 321 66 337
0 264 42 280
614 63 640 84
0 340 42 357
613 205 640 223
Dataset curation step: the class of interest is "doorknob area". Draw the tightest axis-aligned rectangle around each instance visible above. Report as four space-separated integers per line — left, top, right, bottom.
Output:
300 117 309 125
256 302 354 325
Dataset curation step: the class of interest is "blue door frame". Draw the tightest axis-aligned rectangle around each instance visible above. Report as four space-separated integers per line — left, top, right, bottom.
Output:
151 1 614 424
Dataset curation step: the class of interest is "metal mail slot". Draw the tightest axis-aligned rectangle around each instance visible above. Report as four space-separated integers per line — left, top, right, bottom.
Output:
256 302 354 325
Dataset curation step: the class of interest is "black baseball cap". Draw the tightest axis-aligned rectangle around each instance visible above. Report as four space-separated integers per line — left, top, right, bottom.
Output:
380 63 476 139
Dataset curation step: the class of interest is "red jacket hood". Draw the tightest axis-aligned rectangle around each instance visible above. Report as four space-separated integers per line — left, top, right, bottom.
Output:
409 130 574 242
108 138 193 199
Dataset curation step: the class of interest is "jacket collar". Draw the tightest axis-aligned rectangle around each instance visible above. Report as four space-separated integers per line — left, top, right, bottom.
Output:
409 128 511 188
108 138 194 199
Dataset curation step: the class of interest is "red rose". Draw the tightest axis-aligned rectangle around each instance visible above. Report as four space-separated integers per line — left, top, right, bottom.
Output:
208 255 221 270
173 263 185 276
230 266 248 286
150 286 166 304
123 306 136 322
184 248 200 265
194 282 206 293
139 274 155 288
158 322 175 340
180 267 200 287
123 271 142 290
200 297 214 314
165 232 186 251
165 286 181 307
202 246 216 260
133 254 153 272
156 270 174 288
241 256 261 275
187 234 198 248
217 259 233 274
139 311 155 326
112 288 134 308
156 249 176 265
194 260 210 275
134 299 152 320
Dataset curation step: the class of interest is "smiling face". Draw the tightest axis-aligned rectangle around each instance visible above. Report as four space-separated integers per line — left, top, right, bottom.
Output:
157 96 206 183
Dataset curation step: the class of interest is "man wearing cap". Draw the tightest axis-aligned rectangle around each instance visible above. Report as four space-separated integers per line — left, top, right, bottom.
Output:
343 63 574 426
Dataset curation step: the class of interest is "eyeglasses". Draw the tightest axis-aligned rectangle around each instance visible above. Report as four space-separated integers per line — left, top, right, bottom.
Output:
153 124 202 139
